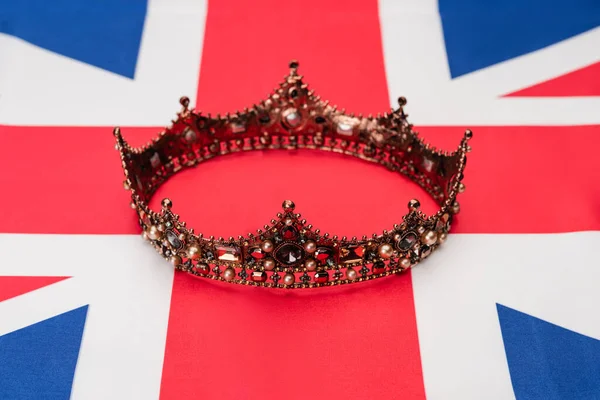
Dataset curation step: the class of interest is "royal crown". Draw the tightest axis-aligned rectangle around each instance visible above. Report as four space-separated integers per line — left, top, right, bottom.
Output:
114 60 472 288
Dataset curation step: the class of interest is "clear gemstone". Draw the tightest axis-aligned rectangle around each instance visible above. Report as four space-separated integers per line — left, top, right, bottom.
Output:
372 261 385 274
397 232 418 251
281 226 298 240
231 122 246 134
251 271 267 282
284 109 301 127
314 247 334 263
150 152 161 168
184 128 197 143
216 245 241 262
275 243 305 266
314 271 329 284
165 230 183 250
336 122 354 136
422 158 434 172
248 247 265 259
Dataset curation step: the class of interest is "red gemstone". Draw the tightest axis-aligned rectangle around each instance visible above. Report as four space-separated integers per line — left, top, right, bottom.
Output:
249 247 265 259
251 271 267 282
314 271 329 284
314 247 334 262
281 226 298 240
372 261 385 274
216 245 241 262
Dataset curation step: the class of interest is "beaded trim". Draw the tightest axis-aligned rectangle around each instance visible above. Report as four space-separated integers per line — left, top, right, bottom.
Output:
114 60 472 289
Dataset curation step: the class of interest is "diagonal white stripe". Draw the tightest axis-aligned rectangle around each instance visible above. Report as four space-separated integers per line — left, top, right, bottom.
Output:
0 234 174 400
412 231 600 400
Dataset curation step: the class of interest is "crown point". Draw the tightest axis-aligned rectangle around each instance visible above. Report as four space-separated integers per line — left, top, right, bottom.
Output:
113 126 121 137
398 96 407 107
408 199 421 211
464 129 473 140
289 60 299 69
282 200 295 212
180 96 190 109
161 198 173 209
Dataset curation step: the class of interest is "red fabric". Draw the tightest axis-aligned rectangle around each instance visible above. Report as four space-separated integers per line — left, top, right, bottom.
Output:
0 276 69 302
505 61 600 97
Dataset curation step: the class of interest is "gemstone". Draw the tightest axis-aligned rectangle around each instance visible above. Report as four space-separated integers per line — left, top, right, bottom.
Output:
314 247 334 263
336 122 354 136
251 271 267 282
195 263 210 275
248 247 266 259
281 226 298 240
290 88 299 98
272 273 281 283
422 157 434 172
300 273 310 283
339 244 365 264
314 271 329 284
231 122 246 134
315 116 326 124
397 232 418 251
205 250 215 260
165 230 183 250
284 109 301 128
259 114 271 124
184 128 197 143
421 245 432 259
150 152 161 168
216 245 241 262
239 269 248 280
360 266 369 277
275 243 305 266
372 261 385 274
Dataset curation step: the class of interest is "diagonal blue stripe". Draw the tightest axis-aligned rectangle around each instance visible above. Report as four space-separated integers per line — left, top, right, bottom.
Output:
0 0 147 78
0 306 89 400
440 0 600 78
497 304 600 400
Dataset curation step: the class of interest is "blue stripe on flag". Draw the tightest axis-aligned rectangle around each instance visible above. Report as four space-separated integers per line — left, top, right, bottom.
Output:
0 0 147 78
0 305 89 400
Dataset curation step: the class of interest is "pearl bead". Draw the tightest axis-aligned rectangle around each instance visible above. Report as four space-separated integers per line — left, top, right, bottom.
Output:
284 218 293 226
408 199 420 211
305 258 317 271
263 258 276 271
283 273 295 286
304 240 316 253
452 202 460 214
157 224 166 232
130 202 137 209
400 258 412 269
282 200 295 211
421 230 438 246
223 268 236 281
378 243 394 259
346 268 357 281
161 198 173 209
458 182 466 193
187 245 201 260
261 240 274 253
438 232 448 244
170 255 182 266
147 225 161 240
123 181 130 190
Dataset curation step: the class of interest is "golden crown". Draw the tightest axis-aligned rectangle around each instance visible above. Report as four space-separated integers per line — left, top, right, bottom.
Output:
114 60 472 288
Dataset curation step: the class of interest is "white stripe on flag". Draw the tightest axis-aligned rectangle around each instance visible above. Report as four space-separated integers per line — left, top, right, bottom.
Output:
0 0 207 126
379 0 600 125
412 231 600 399
0 234 174 400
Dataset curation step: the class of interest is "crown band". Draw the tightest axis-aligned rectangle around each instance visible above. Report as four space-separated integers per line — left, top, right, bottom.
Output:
114 60 472 289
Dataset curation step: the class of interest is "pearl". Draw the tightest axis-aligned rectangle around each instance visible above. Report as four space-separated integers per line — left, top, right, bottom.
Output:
170 255 182 266
378 243 394 259
162 198 173 209
157 224 166 232
458 182 466 193
438 232 448 244
421 230 438 246
130 202 137 209
346 268 357 281
142 231 149 241
408 199 420 211
223 268 236 281
452 202 460 214
304 240 316 253
123 181 130 190
305 258 317 271
147 225 161 240
284 218 294 226
283 273 295 286
400 258 412 269
263 258 276 271
394 233 402 242
187 245 201 260
261 240 274 253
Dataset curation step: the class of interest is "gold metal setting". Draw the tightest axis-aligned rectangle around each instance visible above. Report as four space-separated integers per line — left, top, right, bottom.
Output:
114 60 472 289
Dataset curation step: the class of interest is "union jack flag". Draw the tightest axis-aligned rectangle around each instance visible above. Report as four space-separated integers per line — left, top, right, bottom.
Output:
0 0 599 399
